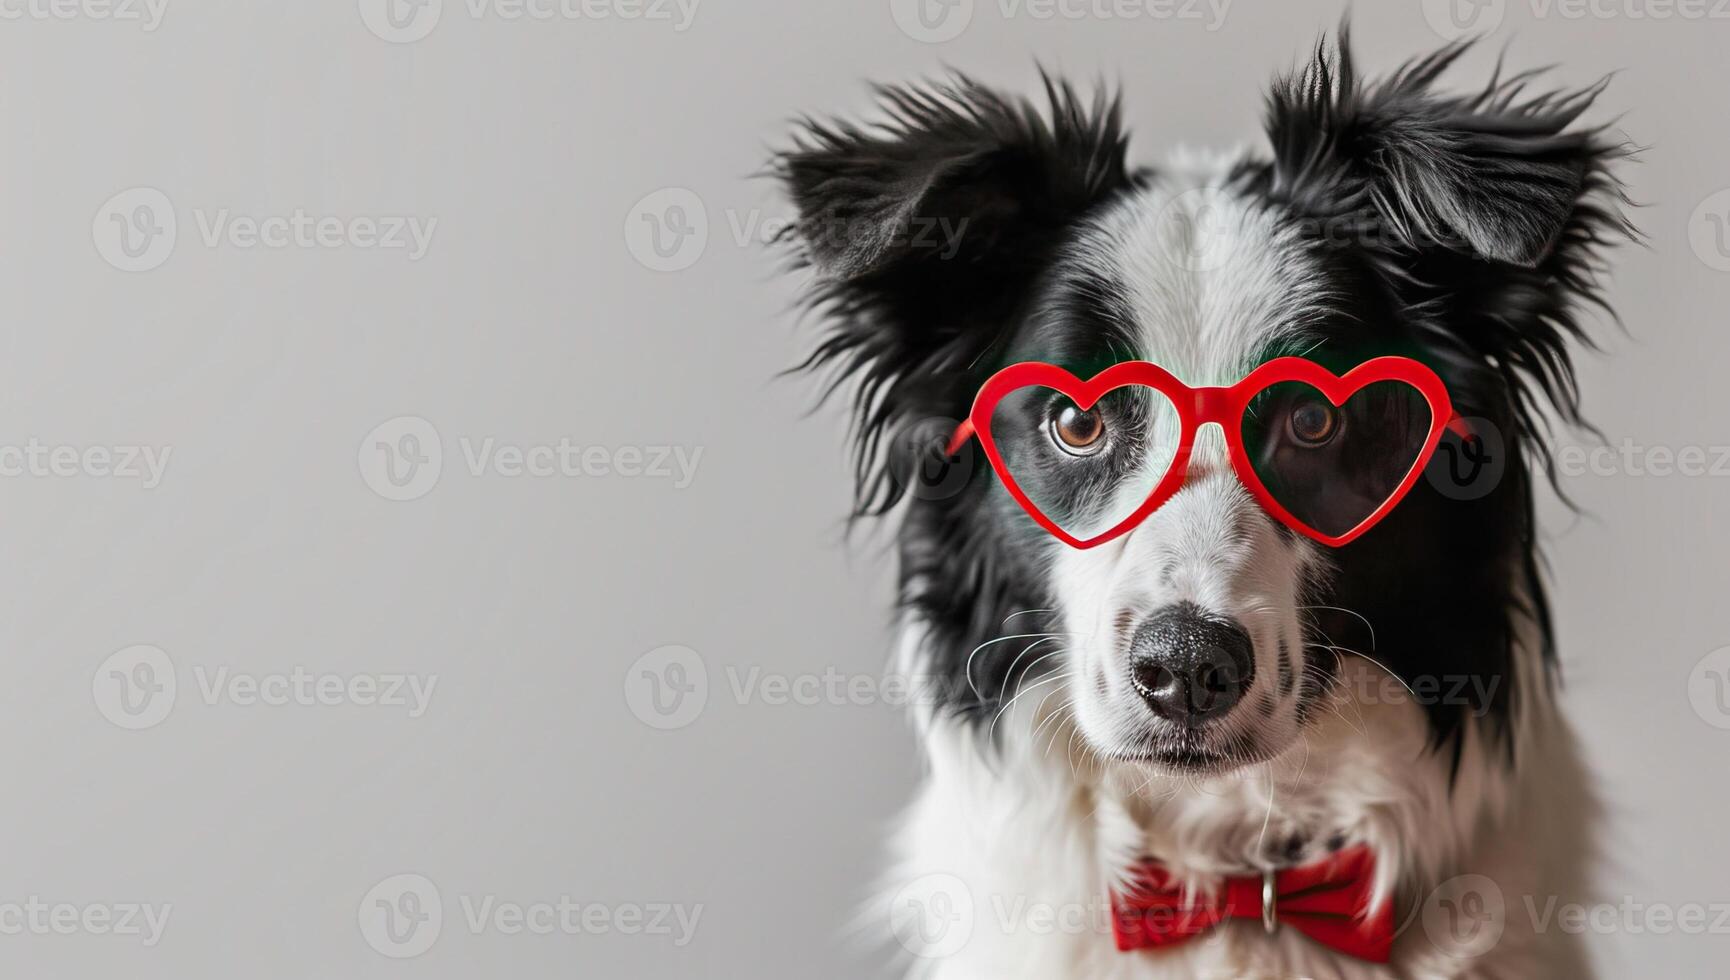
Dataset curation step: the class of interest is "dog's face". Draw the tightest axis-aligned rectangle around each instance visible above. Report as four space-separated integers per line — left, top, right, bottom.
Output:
778 42 1624 775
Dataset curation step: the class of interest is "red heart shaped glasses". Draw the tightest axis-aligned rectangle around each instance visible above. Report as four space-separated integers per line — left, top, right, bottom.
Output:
947 357 1461 549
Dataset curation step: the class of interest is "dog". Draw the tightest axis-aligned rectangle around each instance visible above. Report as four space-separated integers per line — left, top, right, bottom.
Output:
774 30 1631 979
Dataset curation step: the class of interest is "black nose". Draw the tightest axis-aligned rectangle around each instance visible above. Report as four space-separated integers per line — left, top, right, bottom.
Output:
1128 602 1255 725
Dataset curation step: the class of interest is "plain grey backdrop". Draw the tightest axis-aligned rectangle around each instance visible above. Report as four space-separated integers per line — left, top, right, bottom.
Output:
2 0 1726 976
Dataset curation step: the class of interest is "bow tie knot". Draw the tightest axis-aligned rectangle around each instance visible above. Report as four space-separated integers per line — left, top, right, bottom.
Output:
1110 845 1393 963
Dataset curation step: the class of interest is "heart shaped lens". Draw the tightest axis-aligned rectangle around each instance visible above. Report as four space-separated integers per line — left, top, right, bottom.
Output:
987 383 1180 542
1238 380 1434 540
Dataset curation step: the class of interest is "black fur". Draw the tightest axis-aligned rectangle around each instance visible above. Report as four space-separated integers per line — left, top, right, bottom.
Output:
776 73 1138 727
1253 32 1633 753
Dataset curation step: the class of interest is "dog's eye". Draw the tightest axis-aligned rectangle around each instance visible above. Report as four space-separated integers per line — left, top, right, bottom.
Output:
1287 397 1342 447
1049 403 1106 455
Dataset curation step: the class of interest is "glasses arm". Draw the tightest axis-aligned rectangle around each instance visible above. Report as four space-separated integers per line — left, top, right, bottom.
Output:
1446 413 1473 441
945 419 976 457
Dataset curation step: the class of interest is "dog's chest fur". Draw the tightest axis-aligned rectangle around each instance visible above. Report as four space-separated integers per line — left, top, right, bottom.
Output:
881 649 1598 979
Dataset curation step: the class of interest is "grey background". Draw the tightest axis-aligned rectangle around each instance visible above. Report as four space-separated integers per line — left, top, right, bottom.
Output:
1 0 1726 976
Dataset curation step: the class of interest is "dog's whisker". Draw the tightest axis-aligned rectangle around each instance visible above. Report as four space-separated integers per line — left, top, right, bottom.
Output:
995 637 1065 706
989 675 1065 744
1255 762 1277 856
1314 643 1416 699
1031 694 1076 759
1297 604 1378 651
1286 730 1313 790
991 650 1071 736
1029 689 1075 747
1310 658 1371 738
987 667 1072 743
964 632 1066 701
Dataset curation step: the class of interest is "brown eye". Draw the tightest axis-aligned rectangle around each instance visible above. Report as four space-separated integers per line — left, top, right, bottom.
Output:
1050 403 1106 455
1288 398 1341 447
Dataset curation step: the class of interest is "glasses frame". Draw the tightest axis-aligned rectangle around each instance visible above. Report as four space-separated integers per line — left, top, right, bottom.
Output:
946 356 1460 549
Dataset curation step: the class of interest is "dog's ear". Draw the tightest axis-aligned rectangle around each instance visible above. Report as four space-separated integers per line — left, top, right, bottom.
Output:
1265 34 1618 267
779 75 1129 280
775 75 1132 513
1264 33 1632 432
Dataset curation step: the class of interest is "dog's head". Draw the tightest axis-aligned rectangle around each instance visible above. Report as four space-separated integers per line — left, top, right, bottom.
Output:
776 36 1628 775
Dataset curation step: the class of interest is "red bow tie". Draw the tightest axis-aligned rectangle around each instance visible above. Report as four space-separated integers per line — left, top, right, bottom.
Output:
1110 845 1393 963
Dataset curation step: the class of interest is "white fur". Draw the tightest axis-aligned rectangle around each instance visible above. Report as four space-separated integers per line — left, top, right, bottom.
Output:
877 646 1597 979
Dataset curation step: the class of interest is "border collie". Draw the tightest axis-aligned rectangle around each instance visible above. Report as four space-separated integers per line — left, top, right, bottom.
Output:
774 30 1631 979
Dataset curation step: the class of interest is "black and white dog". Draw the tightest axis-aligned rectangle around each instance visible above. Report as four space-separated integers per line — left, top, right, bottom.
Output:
776 31 1630 979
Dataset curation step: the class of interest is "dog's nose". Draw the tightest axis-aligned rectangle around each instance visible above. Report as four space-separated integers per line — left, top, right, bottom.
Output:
1128 602 1255 725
